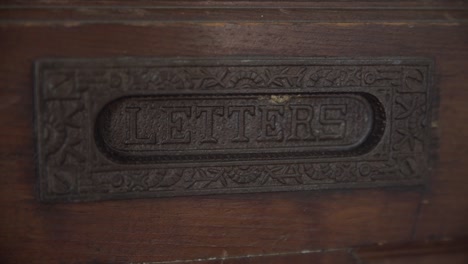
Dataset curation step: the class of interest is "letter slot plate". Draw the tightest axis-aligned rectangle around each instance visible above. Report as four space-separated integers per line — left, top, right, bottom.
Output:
35 58 436 202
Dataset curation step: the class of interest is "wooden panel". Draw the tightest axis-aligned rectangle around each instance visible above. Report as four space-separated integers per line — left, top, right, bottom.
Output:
358 239 468 264
174 250 357 264
0 2 467 263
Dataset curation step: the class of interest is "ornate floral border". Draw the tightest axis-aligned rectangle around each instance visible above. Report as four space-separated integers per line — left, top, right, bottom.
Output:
35 58 434 202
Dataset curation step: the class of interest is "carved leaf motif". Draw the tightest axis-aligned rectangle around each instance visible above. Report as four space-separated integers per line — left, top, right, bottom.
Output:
183 168 226 189
126 171 150 192
333 164 357 182
226 166 262 184
393 94 427 152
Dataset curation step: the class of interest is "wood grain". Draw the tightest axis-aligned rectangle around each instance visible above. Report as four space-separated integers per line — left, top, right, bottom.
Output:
167 250 357 264
0 2 467 263
358 239 468 264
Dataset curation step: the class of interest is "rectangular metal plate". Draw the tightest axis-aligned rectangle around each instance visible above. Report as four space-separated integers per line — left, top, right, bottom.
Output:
35 58 435 202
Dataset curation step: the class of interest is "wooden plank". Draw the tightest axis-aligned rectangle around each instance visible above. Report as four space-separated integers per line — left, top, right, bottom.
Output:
357 239 468 264
2 0 468 9
166 250 357 264
1 8 468 23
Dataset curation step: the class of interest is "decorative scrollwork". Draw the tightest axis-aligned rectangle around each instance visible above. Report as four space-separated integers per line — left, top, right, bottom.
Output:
36 58 433 201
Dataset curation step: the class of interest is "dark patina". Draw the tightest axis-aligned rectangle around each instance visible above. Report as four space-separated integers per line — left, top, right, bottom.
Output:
35 58 435 202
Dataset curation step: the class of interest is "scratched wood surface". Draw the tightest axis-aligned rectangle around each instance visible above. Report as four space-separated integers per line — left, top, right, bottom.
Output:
1 1 468 263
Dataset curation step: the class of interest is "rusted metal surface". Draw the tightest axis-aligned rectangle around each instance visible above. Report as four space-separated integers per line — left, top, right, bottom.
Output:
35 58 435 202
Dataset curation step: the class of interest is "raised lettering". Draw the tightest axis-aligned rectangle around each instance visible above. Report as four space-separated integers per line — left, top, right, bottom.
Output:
124 107 155 144
162 106 192 144
257 105 284 142
319 105 347 140
228 106 255 143
288 105 315 141
196 106 224 144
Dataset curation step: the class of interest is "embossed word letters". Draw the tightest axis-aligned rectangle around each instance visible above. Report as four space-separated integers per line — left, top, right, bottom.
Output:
35 58 434 202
